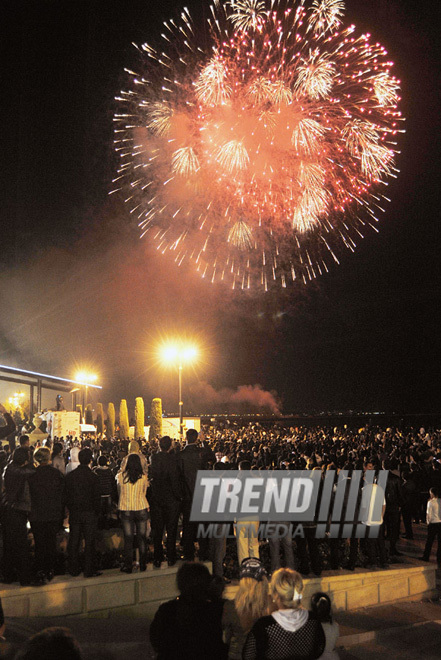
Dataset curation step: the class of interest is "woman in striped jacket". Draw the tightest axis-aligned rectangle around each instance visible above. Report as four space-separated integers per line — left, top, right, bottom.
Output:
116 453 149 573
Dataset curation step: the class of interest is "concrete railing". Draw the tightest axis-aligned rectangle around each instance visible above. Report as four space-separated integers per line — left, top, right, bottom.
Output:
0 561 436 621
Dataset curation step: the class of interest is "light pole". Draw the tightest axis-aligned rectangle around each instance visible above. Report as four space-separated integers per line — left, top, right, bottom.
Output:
178 359 183 439
159 342 199 440
75 372 98 423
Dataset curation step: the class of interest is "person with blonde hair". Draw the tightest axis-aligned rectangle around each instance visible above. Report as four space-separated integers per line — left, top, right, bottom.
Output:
242 568 325 659
222 558 272 660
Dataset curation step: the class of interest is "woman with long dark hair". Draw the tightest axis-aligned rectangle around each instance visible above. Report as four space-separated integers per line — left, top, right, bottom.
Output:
116 453 149 573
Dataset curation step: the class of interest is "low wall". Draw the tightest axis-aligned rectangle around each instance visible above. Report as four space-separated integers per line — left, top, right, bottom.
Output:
0 562 436 621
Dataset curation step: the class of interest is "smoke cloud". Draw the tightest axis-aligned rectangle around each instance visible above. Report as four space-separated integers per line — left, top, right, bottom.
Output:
189 381 281 415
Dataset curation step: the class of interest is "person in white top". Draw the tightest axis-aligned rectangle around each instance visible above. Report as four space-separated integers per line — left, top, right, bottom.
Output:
421 487 441 565
360 463 388 568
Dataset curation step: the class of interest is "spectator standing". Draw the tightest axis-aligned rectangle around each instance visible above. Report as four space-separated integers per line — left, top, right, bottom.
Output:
236 461 260 566
210 462 230 581
51 442 66 475
383 458 403 558
149 435 182 567
179 428 206 561
93 455 118 528
28 447 65 584
120 439 149 475
65 448 101 578
66 444 80 474
360 462 388 568
2 447 35 585
0 404 15 441
420 486 441 565
117 453 149 573
401 469 416 539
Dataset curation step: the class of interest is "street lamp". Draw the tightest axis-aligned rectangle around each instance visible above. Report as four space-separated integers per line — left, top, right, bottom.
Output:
159 342 199 439
74 372 98 422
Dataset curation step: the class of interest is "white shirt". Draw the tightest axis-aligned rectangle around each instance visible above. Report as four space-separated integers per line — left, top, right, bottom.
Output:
426 498 441 524
360 483 385 526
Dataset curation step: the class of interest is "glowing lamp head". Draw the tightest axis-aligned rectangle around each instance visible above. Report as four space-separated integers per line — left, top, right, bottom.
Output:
160 345 180 364
75 372 98 384
181 346 198 363
159 342 199 365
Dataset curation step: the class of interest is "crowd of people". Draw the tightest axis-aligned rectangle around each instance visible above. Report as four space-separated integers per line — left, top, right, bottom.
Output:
1 403 441 657
1 404 441 585
150 559 338 659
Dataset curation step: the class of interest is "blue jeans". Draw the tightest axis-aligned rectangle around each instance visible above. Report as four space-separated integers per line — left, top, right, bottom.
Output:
120 509 148 568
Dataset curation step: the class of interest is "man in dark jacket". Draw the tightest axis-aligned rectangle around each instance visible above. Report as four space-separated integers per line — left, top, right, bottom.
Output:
149 435 182 566
28 447 65 583
65 448 101 577
93 455 118 528
179 428 205 561
383 458 404 558
2 447 35 584
0 403 16 446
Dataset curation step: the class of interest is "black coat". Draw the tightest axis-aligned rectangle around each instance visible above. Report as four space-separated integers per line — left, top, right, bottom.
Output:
149 451 182 504
150 597 227 660
28 464 65 522
179 444 202 500
385 471 404 512
0 413 15 440
3 462 35 511
65 464 101 521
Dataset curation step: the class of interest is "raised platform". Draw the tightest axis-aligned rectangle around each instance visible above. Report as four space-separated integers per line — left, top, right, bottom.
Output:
0 559 436 622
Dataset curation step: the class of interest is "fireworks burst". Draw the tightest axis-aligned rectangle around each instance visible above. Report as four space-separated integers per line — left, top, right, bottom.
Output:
113 0 404 290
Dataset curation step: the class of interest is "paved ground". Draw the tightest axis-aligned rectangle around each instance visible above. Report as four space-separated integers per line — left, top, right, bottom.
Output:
334 521 441 659
1 521 439 659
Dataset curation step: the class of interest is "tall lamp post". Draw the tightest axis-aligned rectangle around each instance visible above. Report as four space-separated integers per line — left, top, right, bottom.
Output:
75 372 98 423
160 342 198 439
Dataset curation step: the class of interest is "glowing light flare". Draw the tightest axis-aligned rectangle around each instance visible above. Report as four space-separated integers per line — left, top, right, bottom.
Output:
74 372 99 387
159 342 199 365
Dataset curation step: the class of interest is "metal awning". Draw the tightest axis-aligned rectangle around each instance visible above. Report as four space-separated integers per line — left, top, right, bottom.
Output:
0 365 102 413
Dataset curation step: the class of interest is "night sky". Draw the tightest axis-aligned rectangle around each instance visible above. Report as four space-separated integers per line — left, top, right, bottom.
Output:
1 0 440 416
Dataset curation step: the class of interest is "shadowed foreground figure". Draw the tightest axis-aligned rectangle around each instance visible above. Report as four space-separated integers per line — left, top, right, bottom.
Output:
14 627 83 660
150 562 227 660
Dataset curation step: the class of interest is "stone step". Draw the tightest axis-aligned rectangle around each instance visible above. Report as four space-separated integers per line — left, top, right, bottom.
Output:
1 560 436 620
